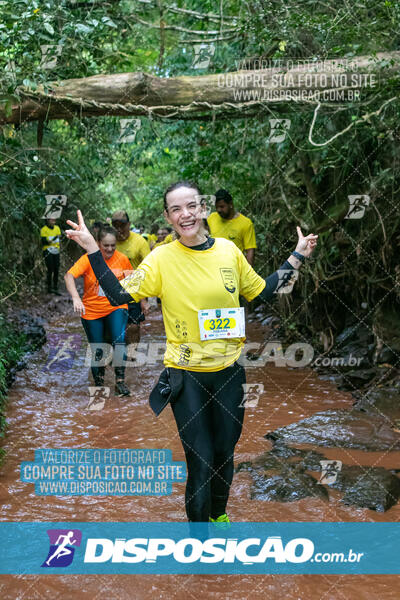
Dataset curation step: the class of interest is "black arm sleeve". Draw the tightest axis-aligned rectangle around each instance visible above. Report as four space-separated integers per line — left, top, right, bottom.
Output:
88 250 135 306
256 260 296 303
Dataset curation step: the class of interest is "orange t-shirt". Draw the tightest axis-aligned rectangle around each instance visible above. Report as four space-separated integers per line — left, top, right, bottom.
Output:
67 251 133 320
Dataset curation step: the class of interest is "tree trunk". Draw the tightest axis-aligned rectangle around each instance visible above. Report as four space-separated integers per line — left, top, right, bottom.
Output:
2 51 399 124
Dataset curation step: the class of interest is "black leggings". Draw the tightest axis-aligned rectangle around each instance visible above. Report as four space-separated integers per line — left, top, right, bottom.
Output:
171 362 246 522
43 251 60 290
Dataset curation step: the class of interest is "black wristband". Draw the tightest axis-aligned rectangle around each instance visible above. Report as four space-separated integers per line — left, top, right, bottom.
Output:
291 250 306 263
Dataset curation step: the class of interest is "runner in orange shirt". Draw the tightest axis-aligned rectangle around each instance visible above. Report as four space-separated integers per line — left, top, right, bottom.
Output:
64 225 132 396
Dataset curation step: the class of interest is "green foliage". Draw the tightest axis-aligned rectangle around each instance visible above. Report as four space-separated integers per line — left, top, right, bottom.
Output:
0 314 28 438
1 0 400 341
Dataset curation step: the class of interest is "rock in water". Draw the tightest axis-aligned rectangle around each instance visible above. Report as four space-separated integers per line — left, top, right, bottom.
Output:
250 465 328 502
353 387 400 421
265 409 400 451
332 466 400 512
237 445 400 511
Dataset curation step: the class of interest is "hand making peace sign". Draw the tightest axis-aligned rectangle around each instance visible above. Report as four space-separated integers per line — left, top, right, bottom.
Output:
295 226 318 258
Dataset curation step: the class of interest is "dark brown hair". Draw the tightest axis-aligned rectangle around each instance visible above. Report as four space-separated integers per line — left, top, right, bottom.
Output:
98 225 117 242
215 189 233 204
163 180 202 211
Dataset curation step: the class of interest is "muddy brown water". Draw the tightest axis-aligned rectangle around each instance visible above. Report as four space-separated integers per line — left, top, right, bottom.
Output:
1 305 400 599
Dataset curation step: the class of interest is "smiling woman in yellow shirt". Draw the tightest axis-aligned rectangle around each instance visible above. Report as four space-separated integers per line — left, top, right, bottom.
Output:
65 182 318 523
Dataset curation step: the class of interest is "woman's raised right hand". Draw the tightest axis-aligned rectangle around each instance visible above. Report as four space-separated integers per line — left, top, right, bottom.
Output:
65 210 99 254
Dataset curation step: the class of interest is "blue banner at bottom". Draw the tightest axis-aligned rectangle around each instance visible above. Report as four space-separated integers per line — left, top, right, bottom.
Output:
0 522 398 574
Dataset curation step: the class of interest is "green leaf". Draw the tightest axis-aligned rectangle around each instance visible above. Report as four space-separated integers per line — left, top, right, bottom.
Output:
75 23 91 34
43 22 54 35
4 100 13 116
101 17 117 28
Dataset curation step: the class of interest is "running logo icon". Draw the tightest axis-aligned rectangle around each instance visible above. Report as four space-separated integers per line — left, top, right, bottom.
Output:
240 383 264 407
44 333 82 372
43 194 67 219
87 386 110 411
118 118 141 144
274 269 299 294
268 119 291 143
192 44 215 69
41 529 82 568
344 195 370 219
40 44 63 70
196 194 216 218
318 460 342 485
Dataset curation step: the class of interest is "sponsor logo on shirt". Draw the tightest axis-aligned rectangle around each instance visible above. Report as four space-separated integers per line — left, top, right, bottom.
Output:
175 319 188 341
220 268 236 293
177 344 192 366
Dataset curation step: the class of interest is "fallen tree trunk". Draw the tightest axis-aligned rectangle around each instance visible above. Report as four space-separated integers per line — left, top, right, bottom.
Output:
2 52 399 124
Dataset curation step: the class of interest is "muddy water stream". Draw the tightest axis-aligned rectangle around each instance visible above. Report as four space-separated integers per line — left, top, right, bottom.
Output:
1 307 400 599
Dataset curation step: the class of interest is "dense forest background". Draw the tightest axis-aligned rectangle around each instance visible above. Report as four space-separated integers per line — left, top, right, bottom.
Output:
1 0 400 351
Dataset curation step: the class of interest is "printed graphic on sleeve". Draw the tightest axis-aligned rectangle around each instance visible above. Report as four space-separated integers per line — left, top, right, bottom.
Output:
121 270 146 295
41 529 82 568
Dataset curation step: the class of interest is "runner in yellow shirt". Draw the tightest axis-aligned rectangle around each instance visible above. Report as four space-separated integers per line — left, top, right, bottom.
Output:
66 182 318 523
152 227 174 249
40 218 62 295
143 223 159 249
111 210 150 346
207 189 257 266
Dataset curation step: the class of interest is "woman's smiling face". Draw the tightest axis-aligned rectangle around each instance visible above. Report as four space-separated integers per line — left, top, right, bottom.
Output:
99 233 116 259
164 186 204 239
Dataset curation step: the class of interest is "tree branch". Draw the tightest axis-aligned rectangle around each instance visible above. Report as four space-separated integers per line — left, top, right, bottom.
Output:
308 96 398 147
1 51 398 124
128 13 237 35
133 0 237 21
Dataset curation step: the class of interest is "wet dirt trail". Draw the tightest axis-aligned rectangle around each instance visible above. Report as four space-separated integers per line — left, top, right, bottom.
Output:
1 299 400 599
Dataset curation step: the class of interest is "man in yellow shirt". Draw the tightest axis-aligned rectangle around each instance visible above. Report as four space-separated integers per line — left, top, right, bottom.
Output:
111 210 150 345
207 189 257 266
40 218 62 294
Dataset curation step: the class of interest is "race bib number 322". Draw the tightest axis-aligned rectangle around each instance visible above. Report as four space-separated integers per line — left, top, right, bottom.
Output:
198 307 245 340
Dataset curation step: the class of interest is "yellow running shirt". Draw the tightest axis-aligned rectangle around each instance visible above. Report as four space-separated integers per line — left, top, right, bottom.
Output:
147 233 158 246
116 231 150 269
41 225 61 253
152 233 174 250
120 238 265 371
207 212 257 252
